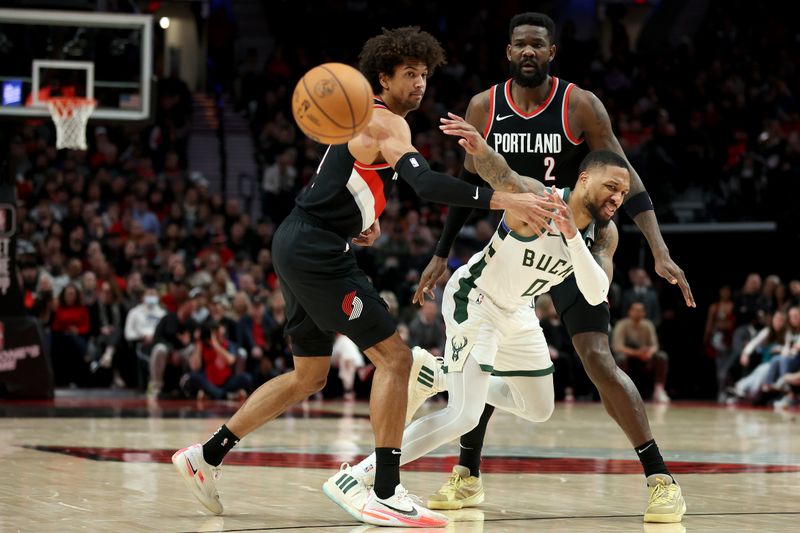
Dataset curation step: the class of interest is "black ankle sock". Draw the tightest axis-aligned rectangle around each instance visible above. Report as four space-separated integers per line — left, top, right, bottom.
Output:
373 447 401 499
458 404 495 477
202 425 240 466
635 439 671 479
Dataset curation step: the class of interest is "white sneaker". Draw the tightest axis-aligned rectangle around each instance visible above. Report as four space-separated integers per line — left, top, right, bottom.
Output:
361 485 448 528
172 443 223 515
653 388 671 404
773 394 795 410
322 463 370 521
406 347 446 424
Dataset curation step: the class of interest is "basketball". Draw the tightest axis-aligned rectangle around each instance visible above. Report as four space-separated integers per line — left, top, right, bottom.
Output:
291 63 373 145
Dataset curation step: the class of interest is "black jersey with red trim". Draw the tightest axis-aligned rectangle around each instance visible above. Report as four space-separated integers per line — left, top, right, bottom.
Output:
482 77 588 188
294 98 397 238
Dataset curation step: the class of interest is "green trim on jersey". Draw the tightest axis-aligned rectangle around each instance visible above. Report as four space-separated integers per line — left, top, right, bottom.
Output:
479 363 555 376
453 246 494 323
499 217 540 243
442 363 555 376
497 221 509 240
508 228 540 242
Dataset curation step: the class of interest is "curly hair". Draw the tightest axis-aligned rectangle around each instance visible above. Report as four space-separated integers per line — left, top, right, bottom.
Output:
358 26 446 95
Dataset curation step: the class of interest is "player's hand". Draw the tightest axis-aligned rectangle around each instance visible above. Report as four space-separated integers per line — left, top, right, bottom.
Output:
654 254 695 308
494 191 563 236
439 113 490 156
413 256 447 306
352 219 381 247
545 187 578 239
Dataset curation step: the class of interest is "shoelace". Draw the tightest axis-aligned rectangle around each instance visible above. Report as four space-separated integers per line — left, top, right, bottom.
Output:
650 482 674 506
395 486 424 506
443 471 464 494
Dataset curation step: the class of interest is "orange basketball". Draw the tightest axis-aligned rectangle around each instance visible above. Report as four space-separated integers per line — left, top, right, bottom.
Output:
292 63 374 145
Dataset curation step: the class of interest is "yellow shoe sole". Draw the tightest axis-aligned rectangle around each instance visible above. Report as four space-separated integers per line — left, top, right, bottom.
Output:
428 490 484 510
644 500 686 523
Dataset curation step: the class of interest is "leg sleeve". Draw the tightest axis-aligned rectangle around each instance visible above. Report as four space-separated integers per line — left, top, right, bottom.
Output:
486 374 555 423
355 357 490 485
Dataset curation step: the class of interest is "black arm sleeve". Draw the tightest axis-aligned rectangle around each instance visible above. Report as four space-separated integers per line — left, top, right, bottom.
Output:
433 168 486 258
396 152 493 210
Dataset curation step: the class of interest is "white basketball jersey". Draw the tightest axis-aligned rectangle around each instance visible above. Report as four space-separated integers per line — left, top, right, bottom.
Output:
449 188 597 323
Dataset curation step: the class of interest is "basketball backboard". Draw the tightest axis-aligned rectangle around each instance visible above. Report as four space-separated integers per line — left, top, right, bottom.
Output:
0 8 152 121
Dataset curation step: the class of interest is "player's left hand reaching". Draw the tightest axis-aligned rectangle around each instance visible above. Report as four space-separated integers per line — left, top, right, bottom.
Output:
352 219 381 247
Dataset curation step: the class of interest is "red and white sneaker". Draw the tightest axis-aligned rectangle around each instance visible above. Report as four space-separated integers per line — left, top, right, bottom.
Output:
360 484 448 528
171 443 223 515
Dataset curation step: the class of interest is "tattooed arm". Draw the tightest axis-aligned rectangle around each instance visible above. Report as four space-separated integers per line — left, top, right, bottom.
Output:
591 220 619 283
569 87 695 307
439 113 544 195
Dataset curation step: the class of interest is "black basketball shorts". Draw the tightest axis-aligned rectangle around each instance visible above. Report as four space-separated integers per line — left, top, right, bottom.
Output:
271 213 397 356
547 274 610 338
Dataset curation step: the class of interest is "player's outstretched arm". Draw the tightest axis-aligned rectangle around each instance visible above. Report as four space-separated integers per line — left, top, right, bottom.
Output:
571 88 695 308
440 113 544 195
369 111 559 233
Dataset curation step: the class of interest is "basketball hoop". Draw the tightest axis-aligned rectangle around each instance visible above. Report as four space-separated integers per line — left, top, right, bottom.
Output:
45 97 96 150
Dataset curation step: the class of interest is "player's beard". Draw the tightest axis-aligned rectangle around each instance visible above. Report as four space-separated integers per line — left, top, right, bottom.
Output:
511 60 548 88
585 198 613 229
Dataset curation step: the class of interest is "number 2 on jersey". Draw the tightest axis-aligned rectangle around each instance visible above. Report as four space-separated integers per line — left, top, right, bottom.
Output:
543 156 556 182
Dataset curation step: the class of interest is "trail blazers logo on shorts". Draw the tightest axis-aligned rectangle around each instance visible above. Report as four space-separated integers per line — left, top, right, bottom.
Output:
341 291 363 321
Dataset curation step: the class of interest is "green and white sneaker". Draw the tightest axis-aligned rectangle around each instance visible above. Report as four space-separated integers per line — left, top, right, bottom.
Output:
322 463 370 520
406 347 446 424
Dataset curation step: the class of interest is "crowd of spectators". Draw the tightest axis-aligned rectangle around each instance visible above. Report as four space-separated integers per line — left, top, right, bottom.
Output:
705 273 800 408
4 3 799 403
237 2 799 226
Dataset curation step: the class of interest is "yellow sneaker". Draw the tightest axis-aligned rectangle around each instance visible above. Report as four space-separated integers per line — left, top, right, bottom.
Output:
427 465 485 510
644 474 686 523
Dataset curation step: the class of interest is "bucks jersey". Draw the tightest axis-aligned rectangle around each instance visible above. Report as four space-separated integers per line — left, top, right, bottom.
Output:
449 188 597 323
483 77 588 187
295 97 397 238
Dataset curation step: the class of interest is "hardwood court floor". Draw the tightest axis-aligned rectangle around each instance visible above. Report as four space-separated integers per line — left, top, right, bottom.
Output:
1 395 799 532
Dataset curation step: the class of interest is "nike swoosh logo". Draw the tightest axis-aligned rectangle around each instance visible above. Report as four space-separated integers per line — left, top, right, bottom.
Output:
472 187 479 200
391 449 401 455
637 442 654 454
378 500 419 517
186 456 198 475
496 113 514 121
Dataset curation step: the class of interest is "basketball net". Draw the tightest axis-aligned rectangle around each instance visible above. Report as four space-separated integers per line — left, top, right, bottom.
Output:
46 97 97 150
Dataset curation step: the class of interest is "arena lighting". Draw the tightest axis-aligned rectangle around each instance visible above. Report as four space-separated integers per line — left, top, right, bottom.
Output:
159 16 169 29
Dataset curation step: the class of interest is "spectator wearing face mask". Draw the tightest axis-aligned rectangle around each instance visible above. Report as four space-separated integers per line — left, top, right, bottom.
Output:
124 287 168 388
125 287 167 348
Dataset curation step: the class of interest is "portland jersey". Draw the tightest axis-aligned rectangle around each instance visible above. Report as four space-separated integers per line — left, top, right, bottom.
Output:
451 188 597 321
295 98 397 238
483 77 588 188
